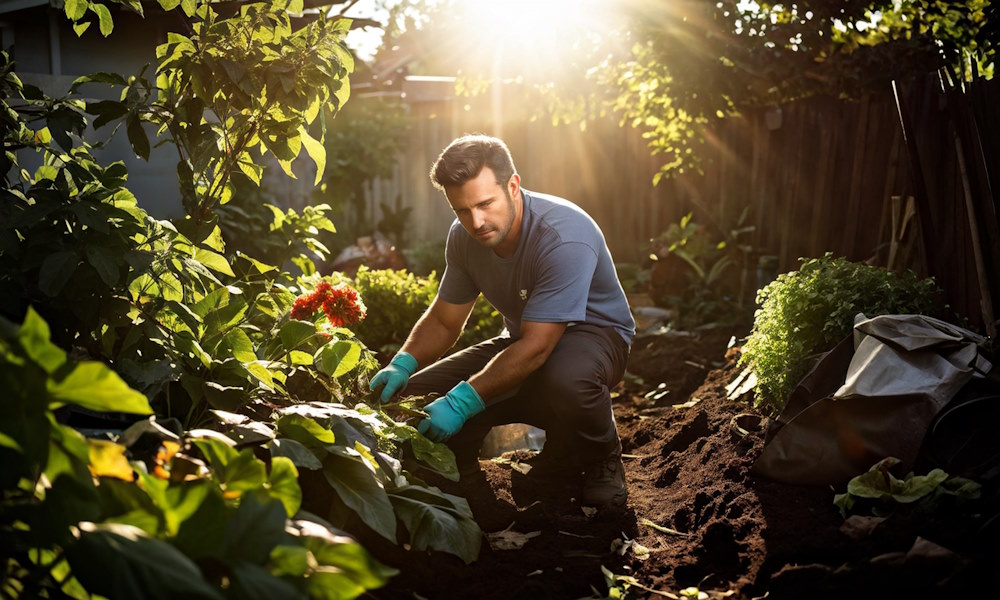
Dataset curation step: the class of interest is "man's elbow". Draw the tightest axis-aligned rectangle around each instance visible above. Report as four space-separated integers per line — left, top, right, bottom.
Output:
522 341 557 372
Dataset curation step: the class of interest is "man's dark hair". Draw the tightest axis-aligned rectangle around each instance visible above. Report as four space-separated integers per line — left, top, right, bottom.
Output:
430 134 517 191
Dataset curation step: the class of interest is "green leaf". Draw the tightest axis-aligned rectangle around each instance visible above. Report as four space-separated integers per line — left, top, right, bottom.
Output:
64 0 87 21
229 562 301 600
193 247 235 277
175 334 212 369
48 361 153 414
275 414 336 448
322 447 397 542
244 361 274 389
170 481 228 559
16 307 67 374
220 448 269 495
39 251 79 297
126 112 150 160
162 481 214 536
65 522 224 600
387 423 459 482
85 245 120 286
71 71 129 89
158 0 182 10
389 485 481 564
278 319 317 353
87 99 129 129
270 437 322 470
268 456 302 517
314 340 361 379
237 158 263 186
220 493 289 563
192 286 231 318
298 126 325 186
269 544 311 577
220 328 256 362
180 0 196 16
302 527 396 593
73 21 91 36
89 3 114 36
202 381 246 411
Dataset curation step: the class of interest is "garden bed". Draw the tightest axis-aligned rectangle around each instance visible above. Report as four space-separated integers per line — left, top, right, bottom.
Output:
372 328 998 599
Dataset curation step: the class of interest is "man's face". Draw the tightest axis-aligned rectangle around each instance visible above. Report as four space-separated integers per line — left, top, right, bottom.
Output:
445 167 520 252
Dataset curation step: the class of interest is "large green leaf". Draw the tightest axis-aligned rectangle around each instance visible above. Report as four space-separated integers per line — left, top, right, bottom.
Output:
219 328 256 362
387 423 459 482
388 485 482 564
268 456 302 518
85 244 121 286
322 448 397 542
64 0 87 21
228 562 301 600
275 414 336 448
39 250 79 297
288 516 397 596
304 533 397 594
270 437 323 470
126 112 150 159
48 361 153 414
65 522 223 600
219 492 289 564
192 439 267 496
298 125 325 186
193 247 235 277
278 319 317 353
162 481 214 537
170 483 228 560
89 3 114 36
15 306 67 374
314 339 361 379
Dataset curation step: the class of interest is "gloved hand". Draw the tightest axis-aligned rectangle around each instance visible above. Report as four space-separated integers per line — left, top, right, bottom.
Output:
369 352 418 403
417 381 485 442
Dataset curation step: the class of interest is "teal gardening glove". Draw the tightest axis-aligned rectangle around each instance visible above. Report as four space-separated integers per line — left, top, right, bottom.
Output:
417 381 485 442
369 352 418 402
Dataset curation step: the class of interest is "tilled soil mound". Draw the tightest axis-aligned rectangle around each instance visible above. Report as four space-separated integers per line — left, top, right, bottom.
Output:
371 328 999 599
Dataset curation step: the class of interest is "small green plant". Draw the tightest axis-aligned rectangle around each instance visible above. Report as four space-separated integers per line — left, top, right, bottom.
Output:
833 457 981 518
334 266 503 355
739 253 940 415
649 211 755 328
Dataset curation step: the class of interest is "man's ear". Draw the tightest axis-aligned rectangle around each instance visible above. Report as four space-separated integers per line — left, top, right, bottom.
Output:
508 173 521 198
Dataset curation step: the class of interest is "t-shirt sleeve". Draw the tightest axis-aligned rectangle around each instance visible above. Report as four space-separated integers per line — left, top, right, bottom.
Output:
437 226 480 304
521 241 596 323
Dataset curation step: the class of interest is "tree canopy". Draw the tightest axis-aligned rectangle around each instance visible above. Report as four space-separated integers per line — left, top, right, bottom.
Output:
372 0 997 177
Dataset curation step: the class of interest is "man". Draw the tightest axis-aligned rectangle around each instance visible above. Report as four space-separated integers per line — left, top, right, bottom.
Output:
370 134 635 508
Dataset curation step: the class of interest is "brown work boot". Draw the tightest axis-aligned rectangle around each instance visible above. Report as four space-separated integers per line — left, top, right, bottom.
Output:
580 452 628 508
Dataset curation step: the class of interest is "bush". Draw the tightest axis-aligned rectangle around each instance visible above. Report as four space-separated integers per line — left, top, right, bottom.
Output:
739 253 940 415
338 266 503 355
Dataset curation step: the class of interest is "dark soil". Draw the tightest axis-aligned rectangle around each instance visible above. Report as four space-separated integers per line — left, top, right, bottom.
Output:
369 328 1000 599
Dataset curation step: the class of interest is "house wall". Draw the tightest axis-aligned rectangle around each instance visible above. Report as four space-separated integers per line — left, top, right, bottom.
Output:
6 5 184 219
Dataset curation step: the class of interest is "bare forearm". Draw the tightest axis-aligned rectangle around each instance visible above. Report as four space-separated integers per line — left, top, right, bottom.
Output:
467 338 551 403
399 308 465 369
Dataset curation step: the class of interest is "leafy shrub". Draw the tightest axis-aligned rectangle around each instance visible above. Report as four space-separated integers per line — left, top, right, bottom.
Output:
739 253 940 415
648 212 756 328
0 307 397 598
337 266 503 355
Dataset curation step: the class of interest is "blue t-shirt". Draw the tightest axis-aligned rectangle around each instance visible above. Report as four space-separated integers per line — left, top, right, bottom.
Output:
438 189 635 345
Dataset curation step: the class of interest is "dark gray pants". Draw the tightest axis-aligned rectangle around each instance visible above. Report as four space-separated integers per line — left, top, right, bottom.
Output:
404 323 630 470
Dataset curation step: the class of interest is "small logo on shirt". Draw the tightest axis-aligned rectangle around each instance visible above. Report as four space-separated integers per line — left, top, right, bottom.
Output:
519 289 528 300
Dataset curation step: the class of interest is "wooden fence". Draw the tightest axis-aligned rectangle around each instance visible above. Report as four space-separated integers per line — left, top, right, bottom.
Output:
356 73 999 333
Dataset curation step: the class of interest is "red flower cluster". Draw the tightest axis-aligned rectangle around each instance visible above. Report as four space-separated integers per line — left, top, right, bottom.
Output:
290 281 366 327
